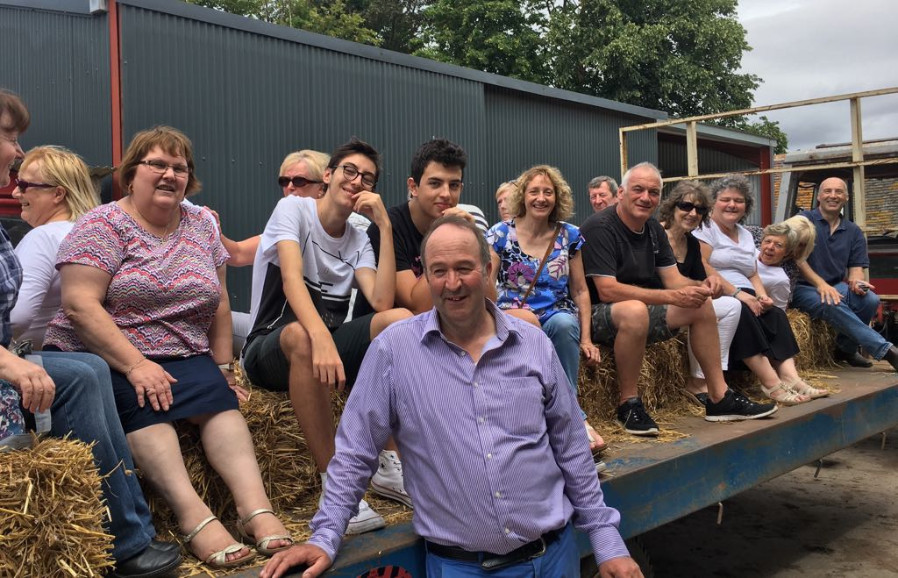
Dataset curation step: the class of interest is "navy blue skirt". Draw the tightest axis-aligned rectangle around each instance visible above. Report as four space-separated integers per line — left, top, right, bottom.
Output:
109 354 238 433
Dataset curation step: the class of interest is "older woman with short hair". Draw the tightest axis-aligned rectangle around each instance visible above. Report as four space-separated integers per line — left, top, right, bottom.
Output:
487 165 605 452
44 126 291 569
11 146 99 348
694 175 825 404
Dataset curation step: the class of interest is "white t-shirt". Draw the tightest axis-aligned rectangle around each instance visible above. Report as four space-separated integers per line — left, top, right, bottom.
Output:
693 220 758 290
757 260 791 310
246 196 376 339
11 220 74 349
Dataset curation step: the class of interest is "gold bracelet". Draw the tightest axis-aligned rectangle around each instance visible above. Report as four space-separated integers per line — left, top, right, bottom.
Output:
125 358 147 377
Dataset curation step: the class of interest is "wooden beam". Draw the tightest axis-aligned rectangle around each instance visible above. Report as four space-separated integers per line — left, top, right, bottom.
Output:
850 97 866 228
686 122 699 177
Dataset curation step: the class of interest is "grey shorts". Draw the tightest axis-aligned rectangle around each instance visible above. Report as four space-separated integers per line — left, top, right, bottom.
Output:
591 303 679 347
242 313 374 392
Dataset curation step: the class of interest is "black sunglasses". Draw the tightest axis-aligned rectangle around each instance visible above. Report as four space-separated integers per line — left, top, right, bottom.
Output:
278 176 322 188
15 179 56 194
675 201 709 215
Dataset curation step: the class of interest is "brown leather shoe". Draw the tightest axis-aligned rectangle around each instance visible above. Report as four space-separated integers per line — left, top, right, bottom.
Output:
834 348 873 368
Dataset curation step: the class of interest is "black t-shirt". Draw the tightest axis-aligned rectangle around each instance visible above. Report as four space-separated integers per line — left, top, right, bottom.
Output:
353 202 424 317
677 232 706 281
580 206 676 304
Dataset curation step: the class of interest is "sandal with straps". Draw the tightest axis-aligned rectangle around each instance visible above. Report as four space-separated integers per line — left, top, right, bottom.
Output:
236 508 294 556
182 515 255 569
761 382 810 406
585 422 608 455
786 379 830 400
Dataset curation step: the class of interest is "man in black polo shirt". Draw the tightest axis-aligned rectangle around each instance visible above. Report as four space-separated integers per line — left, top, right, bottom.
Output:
580 162 776 436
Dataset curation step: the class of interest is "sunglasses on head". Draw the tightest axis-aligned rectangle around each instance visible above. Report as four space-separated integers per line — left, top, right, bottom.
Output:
675 201 709 215
278 176 321 188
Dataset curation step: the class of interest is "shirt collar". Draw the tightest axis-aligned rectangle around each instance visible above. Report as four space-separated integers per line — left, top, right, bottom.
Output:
421 299 520 345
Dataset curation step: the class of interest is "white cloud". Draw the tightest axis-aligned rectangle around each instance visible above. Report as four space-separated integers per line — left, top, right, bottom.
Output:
738 0 898 150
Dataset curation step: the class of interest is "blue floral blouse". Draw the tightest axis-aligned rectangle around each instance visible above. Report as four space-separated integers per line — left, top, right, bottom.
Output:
487 220 582 323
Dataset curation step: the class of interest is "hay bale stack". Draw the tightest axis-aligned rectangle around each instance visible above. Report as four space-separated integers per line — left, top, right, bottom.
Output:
0 436 114 577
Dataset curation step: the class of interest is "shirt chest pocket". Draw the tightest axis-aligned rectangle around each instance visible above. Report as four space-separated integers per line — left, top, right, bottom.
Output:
496 376 547 438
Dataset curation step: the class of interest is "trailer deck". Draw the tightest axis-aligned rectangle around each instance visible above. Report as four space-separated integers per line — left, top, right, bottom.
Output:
233 364 898 577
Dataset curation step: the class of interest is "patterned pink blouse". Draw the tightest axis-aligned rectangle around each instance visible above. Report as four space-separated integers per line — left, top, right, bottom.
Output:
44 202 228 358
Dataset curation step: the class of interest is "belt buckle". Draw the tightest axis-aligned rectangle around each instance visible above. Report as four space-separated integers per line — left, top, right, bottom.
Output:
528 537 547 560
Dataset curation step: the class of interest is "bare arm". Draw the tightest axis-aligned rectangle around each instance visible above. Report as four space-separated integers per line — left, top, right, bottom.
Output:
207 264 233 364
354 192 396 312
60 264 176 411
394 270 432 314
221 234 261 267
569 254 600 364
593 272 708 308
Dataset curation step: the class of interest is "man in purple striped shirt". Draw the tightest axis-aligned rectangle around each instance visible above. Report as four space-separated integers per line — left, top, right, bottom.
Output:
262 215 640 578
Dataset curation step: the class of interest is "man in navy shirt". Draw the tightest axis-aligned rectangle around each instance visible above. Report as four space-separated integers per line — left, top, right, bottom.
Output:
792 176 898 371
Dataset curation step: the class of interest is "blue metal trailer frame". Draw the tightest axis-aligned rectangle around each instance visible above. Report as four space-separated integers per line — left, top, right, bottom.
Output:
232 366 898 577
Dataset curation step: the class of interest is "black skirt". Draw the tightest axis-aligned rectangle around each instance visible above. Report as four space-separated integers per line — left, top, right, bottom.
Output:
729 302 800 363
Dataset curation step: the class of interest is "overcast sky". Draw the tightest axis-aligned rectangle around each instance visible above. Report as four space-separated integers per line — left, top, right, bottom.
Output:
737 0 898 151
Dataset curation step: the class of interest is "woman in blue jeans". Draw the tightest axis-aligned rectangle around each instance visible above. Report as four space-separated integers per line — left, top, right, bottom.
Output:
0 88 180 577
487 165 605 452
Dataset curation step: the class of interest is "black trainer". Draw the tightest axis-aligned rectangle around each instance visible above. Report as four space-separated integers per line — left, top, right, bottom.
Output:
704 389 778 422
834 348 873 368
616 398 660 436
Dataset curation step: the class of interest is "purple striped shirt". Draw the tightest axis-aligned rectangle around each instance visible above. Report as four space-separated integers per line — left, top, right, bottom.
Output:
309 301 628 565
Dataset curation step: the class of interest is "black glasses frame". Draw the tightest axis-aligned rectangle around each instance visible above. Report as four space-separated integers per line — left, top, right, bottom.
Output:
675 201 709 215
15 179 56 194
278 176 322 188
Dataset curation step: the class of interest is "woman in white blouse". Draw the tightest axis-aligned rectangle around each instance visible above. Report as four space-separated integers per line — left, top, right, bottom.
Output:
694 175 825 404
11 146 99 348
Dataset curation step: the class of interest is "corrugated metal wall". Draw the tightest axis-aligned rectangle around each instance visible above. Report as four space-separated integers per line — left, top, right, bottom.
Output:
4 0 668 310
659 140 764 225
0 2 111 167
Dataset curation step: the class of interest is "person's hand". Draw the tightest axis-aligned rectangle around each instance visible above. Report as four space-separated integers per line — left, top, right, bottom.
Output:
736 290 761 316
440 205 476 224
259 544 332 578
668 285 712 309
353 192 389 229
127 359 176 411
702 274 725 298
221 367 250 401
599 555 644 578
757 294 774 313
849 279 874 297
5 355 55 413
580 341 601 365
310 332 346 391
815 282 842 305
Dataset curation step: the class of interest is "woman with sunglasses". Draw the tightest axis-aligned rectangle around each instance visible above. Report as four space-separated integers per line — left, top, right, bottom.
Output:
44 126 292 569
692 175 824 405
220 149 330 266
10 146 99 349
658 180 743 406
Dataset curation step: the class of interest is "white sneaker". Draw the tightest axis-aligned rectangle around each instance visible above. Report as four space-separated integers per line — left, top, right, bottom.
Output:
318 475 386 535
371 450 413 508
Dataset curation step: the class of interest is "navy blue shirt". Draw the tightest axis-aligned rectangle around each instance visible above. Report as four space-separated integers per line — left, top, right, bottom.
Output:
799 208 869 286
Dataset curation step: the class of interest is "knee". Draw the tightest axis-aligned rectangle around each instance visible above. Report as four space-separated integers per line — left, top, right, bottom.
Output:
371 308 414 337
611 301 650 334
280 323 311 359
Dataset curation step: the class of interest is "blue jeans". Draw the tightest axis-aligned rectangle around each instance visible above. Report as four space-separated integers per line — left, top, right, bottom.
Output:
425 523 579 577
40 351 155 561
791 283 892 359
541 312 587 420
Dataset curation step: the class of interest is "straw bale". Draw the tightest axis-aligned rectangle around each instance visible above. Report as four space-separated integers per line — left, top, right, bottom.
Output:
0 436 114 577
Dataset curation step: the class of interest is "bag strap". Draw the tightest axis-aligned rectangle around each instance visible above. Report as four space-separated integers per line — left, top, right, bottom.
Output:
519 223 562 306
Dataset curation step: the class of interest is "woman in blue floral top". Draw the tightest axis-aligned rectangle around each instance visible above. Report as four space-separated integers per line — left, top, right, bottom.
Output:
487 165 605 452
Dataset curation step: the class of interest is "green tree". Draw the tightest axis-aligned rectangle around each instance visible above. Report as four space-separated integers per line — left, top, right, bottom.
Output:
731 115 789 154
415 0 548 83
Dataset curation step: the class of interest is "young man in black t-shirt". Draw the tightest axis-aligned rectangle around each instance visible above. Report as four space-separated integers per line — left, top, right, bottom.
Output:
580 162 776 436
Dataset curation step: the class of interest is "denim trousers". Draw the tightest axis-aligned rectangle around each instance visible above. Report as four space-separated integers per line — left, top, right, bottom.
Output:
791 283 891 359
540 312 587 420
40 351 155 561
425 523 580 577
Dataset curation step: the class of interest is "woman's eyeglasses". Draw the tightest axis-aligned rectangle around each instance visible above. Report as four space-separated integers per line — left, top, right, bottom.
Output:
675 202 709 215
139 160 190 176
278 176 321 188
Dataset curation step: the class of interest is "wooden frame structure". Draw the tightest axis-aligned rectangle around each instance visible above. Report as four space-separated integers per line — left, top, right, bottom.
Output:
619 87 898 227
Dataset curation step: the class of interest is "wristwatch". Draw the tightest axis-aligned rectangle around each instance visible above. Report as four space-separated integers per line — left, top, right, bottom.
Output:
731 288 742 298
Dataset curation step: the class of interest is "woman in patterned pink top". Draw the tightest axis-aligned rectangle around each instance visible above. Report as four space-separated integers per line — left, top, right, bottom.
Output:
44 127 291 569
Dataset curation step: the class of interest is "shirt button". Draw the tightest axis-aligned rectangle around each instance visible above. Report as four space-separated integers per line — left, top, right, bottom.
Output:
473 382 479 388
505 528 510 534
494 491 501 498
486 453 492 459
459 351 465 357
478 417 484 424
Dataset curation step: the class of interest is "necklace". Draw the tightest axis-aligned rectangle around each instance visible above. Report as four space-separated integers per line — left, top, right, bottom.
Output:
129 197 177 240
